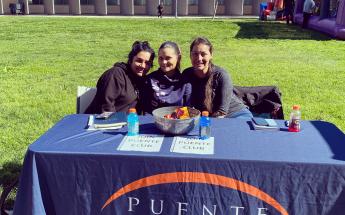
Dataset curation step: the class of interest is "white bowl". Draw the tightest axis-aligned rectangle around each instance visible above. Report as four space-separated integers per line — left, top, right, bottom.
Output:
152 106 201 135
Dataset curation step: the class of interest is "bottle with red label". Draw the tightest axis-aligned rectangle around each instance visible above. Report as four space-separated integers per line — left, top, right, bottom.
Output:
288 105 301 132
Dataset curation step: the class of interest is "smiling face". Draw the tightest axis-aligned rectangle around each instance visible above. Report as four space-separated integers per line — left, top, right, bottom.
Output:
190 43 213 77
130 51 152 77
158 47 180 76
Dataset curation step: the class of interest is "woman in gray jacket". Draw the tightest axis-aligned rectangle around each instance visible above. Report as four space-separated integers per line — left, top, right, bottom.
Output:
183 37 253 118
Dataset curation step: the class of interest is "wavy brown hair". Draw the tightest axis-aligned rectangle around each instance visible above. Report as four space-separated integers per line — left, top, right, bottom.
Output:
190 37 214 113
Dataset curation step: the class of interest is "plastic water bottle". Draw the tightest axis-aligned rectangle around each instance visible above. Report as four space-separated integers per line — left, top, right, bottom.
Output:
127 108 139 136
288 105 301 132
199 111 211 140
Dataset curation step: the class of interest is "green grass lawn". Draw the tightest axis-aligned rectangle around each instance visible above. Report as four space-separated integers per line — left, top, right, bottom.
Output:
0 16 344 208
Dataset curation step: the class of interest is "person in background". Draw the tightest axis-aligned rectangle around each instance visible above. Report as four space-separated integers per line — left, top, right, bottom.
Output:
303 0 315 28
157 2 164 18
145 41 191 113
284 0 295 24
20 2 25 15
85 41 155 114
183 37 253 119
9 3 16 15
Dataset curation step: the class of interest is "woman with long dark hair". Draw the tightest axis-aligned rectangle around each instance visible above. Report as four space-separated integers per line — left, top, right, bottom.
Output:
85 41 155 114
145 41 191 113
183 37 252 118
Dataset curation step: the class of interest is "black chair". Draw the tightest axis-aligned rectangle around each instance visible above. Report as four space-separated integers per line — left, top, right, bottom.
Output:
0 179 18 215
0 162 21 215
234 86 284 119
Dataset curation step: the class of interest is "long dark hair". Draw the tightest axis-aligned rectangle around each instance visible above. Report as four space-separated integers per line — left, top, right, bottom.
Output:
159 41 182 72
127 41 155 69
190 37 214 113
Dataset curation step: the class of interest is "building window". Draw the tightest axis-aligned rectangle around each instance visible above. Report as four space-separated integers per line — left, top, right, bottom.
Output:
162 0 172 6
29 0 44 4
80 0 94 5
244 0 253 5
55 0 68 5
134 0 146 5
188 0 198 5
217 0 225 5
107 0 120 5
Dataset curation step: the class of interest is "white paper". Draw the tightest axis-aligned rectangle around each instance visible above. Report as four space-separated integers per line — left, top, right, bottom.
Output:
117 134 164 152
170 136 214 155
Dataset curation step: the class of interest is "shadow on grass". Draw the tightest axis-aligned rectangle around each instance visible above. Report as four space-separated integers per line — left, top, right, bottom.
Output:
0 161 22 212
234 21 332 40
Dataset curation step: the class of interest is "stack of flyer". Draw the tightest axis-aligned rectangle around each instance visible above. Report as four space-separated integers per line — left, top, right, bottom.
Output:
87 112 127 130
251 117 279 130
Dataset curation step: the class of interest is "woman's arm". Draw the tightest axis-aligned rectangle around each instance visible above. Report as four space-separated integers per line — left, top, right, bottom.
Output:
97 69 123 113
211 68 232 117
140 77 155 114
183 82 192 107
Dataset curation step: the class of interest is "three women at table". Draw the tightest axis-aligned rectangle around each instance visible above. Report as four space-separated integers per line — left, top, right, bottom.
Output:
144 41 191 113
183 37 252 118
87 38 251 119
85 41 155 114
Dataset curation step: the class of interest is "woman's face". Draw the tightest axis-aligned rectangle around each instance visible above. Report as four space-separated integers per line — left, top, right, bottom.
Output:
190 43 212 75
130 51 152 77
158 47 179 75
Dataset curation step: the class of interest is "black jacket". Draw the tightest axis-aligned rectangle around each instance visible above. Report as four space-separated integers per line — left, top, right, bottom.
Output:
85 62 145 114
233 86 284 119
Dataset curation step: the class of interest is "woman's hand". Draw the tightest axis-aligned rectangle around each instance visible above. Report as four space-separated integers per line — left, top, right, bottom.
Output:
211 111 227 118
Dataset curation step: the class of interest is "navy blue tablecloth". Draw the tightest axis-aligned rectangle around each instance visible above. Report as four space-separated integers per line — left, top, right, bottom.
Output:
13 115 345 215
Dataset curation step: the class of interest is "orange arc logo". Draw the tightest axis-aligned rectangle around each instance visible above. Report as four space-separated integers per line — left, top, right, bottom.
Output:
102 172 288 215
